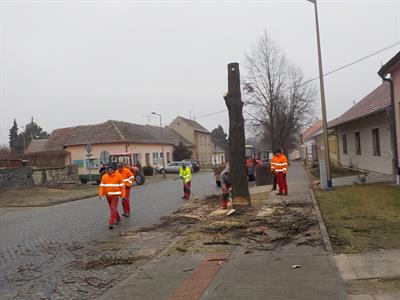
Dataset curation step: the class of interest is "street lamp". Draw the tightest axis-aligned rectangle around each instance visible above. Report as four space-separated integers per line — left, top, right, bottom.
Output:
307 0 332 189
151 112 166 178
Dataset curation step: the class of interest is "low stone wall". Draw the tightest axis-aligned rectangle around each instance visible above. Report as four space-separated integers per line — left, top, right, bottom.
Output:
0 167 34 190
0 165 79 190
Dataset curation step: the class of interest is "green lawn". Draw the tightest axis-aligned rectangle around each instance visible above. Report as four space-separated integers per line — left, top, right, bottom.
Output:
316 184 400 253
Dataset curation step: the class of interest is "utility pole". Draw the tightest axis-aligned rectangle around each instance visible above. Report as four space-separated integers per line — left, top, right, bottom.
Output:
152 112 166 178
223 62 251 209
307 0 332 189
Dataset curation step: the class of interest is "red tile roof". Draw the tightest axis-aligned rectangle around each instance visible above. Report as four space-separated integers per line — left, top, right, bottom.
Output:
25 139 48 153
302 120 323 140
44 120 194 149
329 82 390 128
45 127 77 151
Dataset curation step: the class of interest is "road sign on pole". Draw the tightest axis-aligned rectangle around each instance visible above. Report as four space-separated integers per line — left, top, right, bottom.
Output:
85 144 93 184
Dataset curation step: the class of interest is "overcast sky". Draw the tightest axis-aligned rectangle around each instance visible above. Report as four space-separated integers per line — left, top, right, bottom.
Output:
0 0 399 145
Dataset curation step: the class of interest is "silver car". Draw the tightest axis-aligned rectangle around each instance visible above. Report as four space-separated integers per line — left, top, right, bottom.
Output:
158 161 193 174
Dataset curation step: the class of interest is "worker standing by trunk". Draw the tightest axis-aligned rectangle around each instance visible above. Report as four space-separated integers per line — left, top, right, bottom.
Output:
116 162 135 217
220 163 232 209
270 152 278 191
179 164 192 200
274 149 288 196
99 165 126 229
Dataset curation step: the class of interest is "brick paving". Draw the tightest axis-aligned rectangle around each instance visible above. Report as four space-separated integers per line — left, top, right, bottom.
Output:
170 252 230 300
0 172 218 299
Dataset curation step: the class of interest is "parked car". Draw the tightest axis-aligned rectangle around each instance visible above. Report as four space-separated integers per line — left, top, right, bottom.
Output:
183 159 200 172
156 161 193 174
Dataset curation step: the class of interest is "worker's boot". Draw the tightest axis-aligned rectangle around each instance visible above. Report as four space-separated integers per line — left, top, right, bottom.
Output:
109 224 114 230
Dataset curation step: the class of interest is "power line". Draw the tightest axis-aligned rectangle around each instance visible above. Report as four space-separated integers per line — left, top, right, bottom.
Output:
195 41 400 120
300 40 400 86
195 109 228 120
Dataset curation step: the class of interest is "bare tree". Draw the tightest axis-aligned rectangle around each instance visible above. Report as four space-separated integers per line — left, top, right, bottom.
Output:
243 32 315 153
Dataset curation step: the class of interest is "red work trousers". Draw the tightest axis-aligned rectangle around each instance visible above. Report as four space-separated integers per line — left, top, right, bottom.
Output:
106 196 121 225
276 172 288 194
122 187 131 215
183 181 191 200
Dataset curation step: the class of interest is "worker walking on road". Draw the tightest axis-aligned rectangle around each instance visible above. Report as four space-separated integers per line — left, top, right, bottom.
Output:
270 152 278 191
99 164 126 229
274 149 288 196
116 162 135 217
179 164 192 200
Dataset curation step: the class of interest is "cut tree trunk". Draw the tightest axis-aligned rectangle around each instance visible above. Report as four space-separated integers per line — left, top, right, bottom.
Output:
223 62 251 209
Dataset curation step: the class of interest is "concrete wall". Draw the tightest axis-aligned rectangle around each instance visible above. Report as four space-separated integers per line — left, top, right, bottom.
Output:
66 143 174 174
0 165 79 190
336 112 393 174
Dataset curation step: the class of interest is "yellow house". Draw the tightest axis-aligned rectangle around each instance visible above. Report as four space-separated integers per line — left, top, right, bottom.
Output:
168 116 212 165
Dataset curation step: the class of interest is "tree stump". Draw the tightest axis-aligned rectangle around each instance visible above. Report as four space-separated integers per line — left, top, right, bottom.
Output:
223 62 251 210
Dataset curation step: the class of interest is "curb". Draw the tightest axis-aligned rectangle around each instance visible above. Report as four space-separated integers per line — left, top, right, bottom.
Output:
303 169 348 300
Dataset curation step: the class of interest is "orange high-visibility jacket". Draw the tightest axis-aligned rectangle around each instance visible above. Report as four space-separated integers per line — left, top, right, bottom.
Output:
99 172 126 198
270 155 277 172
117 167 135 188
274 154 288 174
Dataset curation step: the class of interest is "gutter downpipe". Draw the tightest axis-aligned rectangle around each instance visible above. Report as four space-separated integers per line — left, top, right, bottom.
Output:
381 76 399 184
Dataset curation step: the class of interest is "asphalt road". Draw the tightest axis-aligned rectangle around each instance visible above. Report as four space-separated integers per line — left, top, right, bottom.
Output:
0 172 219 261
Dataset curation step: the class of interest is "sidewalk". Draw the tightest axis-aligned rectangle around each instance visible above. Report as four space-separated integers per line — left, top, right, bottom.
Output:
100 163 344 300
333 173 393 187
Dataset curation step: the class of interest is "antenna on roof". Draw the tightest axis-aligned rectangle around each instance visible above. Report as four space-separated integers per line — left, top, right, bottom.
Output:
353 99 356 105
189 110 192 120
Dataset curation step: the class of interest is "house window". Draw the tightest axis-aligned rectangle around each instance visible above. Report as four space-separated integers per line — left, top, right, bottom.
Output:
72 160 84 167
145 153 150 165
355 132 361 155
100 151 110 164
152 152 159 158
372 128 380 156
132 153 139 165
342 135 347 154
85 158 99 169
167 152 170 163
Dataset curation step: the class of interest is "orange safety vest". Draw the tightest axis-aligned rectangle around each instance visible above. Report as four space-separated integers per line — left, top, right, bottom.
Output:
274 154 288 174
99 172 126 197
270 155 277 172
117 167 135 188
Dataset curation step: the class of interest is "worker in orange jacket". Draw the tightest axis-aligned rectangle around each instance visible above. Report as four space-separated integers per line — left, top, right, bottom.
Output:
99 164 126 229
116 162 135 217
274 149 288 196
270 152 278 191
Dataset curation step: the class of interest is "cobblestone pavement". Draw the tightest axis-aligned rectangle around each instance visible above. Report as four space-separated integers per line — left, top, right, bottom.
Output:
0 172 219 299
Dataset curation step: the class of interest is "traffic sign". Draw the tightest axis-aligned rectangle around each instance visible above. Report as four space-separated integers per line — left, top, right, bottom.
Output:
85 144 93 153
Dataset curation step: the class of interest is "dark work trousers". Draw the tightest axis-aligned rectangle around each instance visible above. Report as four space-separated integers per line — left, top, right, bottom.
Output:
272 172 277 190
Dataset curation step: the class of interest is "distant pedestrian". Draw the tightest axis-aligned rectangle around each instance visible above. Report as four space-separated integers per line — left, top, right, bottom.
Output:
116 162 135 217
99 163 108 180
274 149 288 196
99 164 125 229
270 152 278 191
220 163 232 209
179 164 192 200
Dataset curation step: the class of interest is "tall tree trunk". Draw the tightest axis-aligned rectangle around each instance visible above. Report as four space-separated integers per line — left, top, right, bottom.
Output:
223 63 251 208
